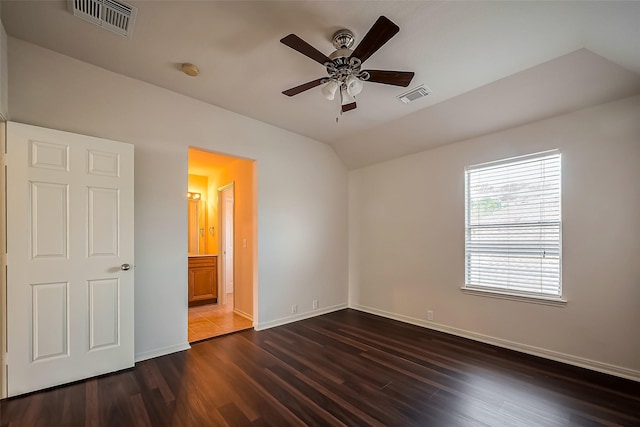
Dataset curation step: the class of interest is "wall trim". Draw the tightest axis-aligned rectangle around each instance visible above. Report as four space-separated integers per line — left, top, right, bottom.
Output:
255 303 348 331
135 342 191 363
351 304 640 383
460 286 567 307
234 308 253 321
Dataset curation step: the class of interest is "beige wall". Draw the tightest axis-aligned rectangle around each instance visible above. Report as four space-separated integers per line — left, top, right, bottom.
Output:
349 95 640 380
0 17 7 119
8 38 349 360
216 158 256 319
205 175 219 255
187 174 208 198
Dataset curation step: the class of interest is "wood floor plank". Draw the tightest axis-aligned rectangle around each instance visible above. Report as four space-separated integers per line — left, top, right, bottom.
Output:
2 309 639 427
129 393 153 427
84 379 98 427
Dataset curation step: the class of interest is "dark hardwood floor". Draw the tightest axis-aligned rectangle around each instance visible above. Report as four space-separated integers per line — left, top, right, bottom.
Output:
2 309 639 426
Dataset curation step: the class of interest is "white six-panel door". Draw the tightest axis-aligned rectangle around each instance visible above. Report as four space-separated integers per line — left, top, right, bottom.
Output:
6 122 134 396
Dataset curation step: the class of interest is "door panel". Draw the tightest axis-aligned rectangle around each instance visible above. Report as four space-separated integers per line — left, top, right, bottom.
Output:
30 182 68 258
88 150 119 176
32 281 69 361
88 278 120 350
190 269 217 301
30 140 69 171
6 122 134 396
88 187 119 257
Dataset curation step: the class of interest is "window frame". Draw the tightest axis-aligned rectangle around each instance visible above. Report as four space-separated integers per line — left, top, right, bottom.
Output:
461 150 565 305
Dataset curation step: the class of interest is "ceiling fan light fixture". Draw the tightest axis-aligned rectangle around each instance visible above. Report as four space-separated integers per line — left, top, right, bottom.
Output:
321 80 339 100
346 75 363 97
340 86 356 105
280 16 411 114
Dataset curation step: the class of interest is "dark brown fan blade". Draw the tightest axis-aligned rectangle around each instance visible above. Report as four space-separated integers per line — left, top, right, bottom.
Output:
350 16 399 65
364 70 414 87
280 34 332 65
342 102 357 113
282 78 325 97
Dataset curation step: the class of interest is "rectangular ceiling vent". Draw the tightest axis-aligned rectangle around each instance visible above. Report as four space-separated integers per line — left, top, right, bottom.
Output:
68 0 137 37
397 85 431 104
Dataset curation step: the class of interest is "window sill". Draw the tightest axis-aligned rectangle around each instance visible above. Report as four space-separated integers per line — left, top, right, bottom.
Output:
460 286 567 307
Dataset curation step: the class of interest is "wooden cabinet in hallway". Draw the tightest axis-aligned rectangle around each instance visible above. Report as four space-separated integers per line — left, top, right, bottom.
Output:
188 256 217 306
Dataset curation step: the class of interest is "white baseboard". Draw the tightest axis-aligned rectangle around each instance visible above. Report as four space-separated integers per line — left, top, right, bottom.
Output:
351 304 640 383
255 303 348 331
135 342 191 363
234 308 253 321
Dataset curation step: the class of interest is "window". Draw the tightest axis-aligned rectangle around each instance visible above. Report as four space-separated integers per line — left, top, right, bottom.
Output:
464 150 562 300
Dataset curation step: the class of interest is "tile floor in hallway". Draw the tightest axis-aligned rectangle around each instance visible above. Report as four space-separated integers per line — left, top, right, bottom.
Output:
188 294 253 342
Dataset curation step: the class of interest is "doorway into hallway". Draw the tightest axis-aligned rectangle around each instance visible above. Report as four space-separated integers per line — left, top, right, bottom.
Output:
187 148 256 342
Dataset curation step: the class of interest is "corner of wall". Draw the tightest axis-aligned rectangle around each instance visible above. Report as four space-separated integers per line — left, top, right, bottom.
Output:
0 19 9 120
134 342 191 364
255 303 348 331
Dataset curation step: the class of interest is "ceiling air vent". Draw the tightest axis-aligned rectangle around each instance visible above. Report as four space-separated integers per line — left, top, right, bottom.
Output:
397 85 431 104
68 0 138 37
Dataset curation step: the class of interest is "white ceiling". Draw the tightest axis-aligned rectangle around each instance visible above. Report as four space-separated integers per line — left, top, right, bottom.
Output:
2 1 640 169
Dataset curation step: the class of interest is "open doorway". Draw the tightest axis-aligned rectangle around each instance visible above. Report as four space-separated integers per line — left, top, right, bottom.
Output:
187 148 256 342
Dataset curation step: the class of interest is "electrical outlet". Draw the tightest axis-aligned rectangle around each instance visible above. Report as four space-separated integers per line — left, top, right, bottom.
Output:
312 299 319 309
291 304 297 314
427 310 434 321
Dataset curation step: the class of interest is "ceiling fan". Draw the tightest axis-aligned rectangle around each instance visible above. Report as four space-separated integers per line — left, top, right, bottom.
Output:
280 16 415 113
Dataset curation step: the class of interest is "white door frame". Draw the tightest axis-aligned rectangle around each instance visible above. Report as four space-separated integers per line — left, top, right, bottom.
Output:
218 182 234 306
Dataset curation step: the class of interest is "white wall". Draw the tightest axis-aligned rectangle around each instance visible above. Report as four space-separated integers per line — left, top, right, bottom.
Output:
8 38 349 360
0 15 8 118
349 94 640 379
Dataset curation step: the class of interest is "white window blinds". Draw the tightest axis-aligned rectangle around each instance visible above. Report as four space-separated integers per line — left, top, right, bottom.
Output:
465 151 561 297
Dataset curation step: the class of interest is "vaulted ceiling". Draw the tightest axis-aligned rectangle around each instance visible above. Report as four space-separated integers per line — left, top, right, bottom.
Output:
3 1 640 169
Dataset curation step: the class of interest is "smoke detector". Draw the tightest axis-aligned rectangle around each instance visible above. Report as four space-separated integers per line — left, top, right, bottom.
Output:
68 0 138 37
397 85 431 104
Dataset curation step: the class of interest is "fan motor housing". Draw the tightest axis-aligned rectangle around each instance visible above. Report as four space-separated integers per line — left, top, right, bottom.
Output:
332 29 355 49
329 48 353 61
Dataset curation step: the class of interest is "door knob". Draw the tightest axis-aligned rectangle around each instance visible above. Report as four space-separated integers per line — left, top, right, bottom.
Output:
121 264 131 271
